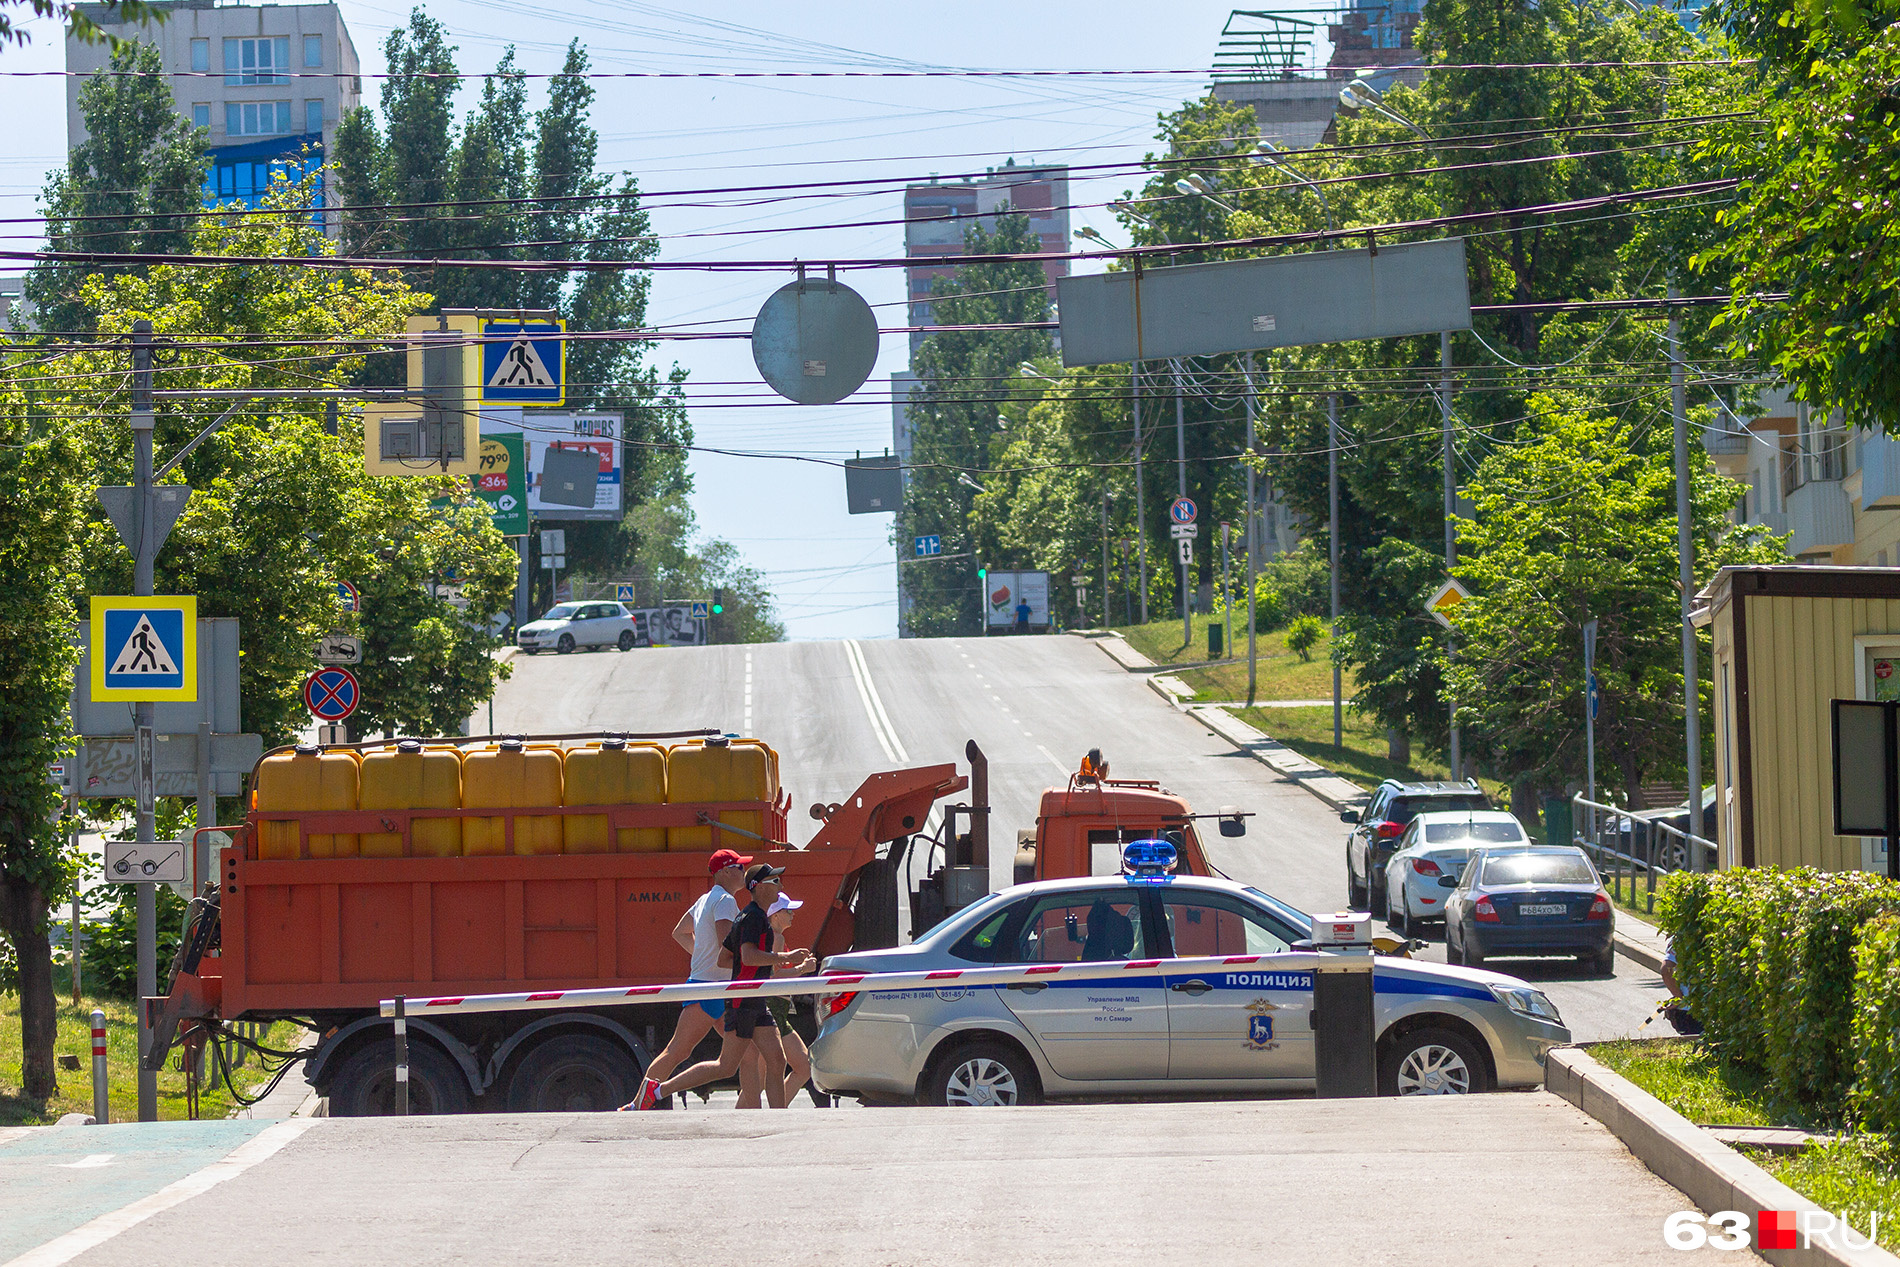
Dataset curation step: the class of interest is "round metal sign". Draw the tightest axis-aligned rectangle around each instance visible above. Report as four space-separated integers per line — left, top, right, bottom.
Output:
751 277 878 405
303 667 361 722
1170 497 1198 524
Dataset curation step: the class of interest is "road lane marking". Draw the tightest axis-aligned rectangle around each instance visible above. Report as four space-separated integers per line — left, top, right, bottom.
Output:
1035 745 1071 776
843 640 908 764
4 1119 316 1267
55 1156 113 1170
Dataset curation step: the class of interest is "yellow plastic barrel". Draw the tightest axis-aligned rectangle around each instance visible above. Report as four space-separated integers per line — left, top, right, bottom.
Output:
564 738 668 853
254 745 360 859
463 738 564 855
666 736 779 851
360 740 463 858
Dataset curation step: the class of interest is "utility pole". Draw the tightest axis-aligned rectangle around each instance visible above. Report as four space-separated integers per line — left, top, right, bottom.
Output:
1442 331 1461 779
129 319 158 1122
1132 362 1148 624
1329 394 1342 752
1669 286 1703 869
1244 355 1258 706
1100 486 1111 629
1175 360 1189 648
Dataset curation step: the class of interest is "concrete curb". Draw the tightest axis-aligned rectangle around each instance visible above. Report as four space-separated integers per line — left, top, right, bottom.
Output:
1089 633 1156 672
1547 1047 1897 1266
1615 928 1666 974
1188 705 1370 814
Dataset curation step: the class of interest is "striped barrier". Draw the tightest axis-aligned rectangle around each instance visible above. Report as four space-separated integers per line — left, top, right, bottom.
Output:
378 952 1307 1019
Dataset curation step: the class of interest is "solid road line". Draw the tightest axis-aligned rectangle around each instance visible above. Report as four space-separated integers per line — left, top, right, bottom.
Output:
842 640 908 764
2 1119 317 1267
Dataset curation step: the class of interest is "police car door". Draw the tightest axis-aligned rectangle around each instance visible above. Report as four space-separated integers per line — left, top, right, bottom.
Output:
994 888 1168 1081
1158 891 1314 1081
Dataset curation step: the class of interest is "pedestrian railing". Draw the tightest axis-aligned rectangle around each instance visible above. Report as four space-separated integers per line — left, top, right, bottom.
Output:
1570 794 1717 916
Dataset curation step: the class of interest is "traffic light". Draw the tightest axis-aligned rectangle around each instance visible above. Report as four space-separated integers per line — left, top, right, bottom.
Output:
712 588 724 615
977 567 987 581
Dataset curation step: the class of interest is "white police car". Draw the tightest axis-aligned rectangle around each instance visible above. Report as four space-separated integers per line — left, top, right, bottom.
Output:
809 843 1570 1106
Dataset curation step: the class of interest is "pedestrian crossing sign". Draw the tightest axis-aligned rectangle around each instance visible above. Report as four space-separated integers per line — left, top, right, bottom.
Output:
480 320 565 405
90 596 196 702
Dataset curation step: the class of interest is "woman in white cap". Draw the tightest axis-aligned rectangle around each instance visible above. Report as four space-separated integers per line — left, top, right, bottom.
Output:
751 891 814 1107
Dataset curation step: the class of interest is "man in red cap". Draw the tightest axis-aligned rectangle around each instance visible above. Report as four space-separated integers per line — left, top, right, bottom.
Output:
620 848 756 1111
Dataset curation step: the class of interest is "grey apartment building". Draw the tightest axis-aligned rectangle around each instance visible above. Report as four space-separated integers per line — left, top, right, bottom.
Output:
67 1 361 214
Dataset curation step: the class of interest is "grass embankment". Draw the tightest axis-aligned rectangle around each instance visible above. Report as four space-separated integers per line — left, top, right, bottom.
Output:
1225 703 1509 805
1111 620 1357 704
1594 1040 1900 1247
1 986 304 1126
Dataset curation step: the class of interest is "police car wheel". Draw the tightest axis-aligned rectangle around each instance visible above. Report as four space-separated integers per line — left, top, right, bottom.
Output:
926 1042 1039 1107
1381 1028 1487 1096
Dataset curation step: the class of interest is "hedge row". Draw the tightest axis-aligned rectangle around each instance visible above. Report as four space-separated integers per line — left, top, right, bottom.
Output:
1657 868 1900 1128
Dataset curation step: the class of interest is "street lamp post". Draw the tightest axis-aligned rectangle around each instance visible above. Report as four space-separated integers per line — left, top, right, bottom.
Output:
1075 225 1150 623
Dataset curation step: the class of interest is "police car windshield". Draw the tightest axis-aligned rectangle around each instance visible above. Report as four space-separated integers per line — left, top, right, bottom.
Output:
542 604 584 620
1242 886 1312 932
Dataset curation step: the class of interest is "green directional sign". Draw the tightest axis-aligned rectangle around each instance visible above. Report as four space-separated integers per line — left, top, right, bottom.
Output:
473 432 527 535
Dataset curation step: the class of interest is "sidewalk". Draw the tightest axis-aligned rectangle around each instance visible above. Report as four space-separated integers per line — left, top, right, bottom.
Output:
1611 908 1670 973
1189 705 1370 814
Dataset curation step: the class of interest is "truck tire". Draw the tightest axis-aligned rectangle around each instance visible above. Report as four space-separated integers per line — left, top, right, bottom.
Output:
852 857 899 951
505 1033 641 1113
326 1038 470 1117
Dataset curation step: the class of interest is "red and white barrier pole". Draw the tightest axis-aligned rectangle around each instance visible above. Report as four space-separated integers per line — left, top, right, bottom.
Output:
90 1009 109 1124
378 953 1298 1019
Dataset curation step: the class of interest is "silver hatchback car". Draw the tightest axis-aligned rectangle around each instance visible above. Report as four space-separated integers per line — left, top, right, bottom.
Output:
810 873 1570 1106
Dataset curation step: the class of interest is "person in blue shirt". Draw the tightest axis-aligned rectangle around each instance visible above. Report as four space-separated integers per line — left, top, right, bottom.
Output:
1015 599 1031 632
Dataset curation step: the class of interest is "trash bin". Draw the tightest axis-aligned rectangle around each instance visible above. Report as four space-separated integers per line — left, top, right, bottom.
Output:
1542 795 1573 848
1208 624 1223 659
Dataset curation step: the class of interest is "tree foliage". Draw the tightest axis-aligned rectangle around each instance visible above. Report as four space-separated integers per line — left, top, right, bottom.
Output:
1444 399 1783 804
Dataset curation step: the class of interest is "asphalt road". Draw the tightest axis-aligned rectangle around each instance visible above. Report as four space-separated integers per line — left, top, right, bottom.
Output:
5 1100 1755 1267
487 634 1665 1043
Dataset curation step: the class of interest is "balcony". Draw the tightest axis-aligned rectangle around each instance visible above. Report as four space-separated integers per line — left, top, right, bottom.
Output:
1861 430 1900 510
1786 479 1854 556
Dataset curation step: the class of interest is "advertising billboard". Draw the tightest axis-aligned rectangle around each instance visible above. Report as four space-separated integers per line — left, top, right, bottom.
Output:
478 408 624 521
984 570 1051 630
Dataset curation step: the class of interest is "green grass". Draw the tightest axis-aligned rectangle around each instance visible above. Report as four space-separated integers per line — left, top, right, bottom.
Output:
1111 619 1358 703
1227 703 1508 804
1593 1039 1900 1248
0 987 304 1126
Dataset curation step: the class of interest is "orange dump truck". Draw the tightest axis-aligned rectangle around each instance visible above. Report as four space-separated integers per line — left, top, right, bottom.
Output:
145 733 1246 1115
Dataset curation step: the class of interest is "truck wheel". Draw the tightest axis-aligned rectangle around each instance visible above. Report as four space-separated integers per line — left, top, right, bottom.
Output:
1380 1027 1489 1096
618 630 636 652
326 1038 470 1117
505 1033 641 1113
852 857 899 951
923 1041 1039 1107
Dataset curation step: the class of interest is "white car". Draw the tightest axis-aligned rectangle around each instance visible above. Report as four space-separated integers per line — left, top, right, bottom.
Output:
516 601 636 654
1383 811 1532 936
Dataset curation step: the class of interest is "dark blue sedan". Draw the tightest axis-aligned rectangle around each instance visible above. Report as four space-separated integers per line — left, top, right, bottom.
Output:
1444 847 1616 975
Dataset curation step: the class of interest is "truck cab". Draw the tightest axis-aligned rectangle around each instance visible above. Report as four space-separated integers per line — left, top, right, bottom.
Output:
1024 775 1226 882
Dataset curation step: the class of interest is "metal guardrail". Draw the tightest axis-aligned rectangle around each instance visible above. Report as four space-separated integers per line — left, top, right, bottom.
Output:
1570 794 1716 916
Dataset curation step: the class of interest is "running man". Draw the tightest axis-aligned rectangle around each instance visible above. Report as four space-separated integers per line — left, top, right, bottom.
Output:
620 848 755 1111
640 864 814 1110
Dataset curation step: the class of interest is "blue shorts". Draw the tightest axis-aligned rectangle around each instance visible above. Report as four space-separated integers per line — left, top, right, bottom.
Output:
685 981 724 1020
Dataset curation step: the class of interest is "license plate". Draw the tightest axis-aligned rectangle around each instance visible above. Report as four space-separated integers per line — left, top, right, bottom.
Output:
1521 903 1568 916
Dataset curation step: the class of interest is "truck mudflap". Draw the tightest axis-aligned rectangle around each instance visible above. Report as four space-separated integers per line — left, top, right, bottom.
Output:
142 888 224 1073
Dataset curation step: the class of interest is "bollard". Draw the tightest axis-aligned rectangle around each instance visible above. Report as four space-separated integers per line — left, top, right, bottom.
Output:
393 995 409 1116
90 1009 109 1124
1310 914 1378 1098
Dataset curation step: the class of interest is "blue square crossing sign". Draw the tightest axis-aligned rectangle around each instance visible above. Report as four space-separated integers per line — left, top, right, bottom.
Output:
90 596 197 702
480 320 565 405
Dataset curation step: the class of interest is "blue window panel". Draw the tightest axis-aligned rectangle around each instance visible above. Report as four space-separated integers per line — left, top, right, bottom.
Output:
303 34 321 67
305 99 323 134
192 104 210 129
190 39 209 73
226 103 241 135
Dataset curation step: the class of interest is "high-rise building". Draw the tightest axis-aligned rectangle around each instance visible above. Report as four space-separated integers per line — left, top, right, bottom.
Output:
66 2 361 217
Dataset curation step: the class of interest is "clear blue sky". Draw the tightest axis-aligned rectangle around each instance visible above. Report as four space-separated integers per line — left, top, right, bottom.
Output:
0 1 1319 639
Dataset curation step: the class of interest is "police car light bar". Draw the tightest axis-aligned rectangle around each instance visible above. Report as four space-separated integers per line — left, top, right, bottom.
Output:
1121 838 1177 880
377 950 1304 1020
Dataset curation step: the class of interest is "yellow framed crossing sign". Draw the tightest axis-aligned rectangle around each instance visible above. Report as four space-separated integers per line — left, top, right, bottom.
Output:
90 596 197 702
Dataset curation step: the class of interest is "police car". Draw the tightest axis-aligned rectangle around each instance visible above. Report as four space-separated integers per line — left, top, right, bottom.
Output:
809 843 1570 1106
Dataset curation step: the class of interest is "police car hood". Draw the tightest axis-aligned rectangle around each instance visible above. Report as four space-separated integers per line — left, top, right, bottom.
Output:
1377 955 1544 997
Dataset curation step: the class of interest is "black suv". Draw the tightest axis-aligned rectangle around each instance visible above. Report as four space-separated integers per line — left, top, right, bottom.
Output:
1344 778 1492 911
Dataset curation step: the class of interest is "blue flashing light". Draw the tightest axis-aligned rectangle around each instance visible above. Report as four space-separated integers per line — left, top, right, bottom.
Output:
1121 838 1178 883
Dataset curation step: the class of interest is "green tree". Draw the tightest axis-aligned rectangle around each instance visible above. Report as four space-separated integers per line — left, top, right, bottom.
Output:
0 0 165 50
1445 399 1784 811
897 213 1055 636
0 350 86 1101
1690 5 1900 428
27 39 206 334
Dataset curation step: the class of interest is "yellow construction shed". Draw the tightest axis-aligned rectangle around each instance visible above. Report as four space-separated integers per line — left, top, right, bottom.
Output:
1699 565 1900 873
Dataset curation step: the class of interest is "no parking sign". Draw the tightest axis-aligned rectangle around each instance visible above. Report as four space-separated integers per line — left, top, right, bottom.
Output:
303 667 360 722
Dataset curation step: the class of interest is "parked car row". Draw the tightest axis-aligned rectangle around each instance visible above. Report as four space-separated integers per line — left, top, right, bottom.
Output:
1343 779 1618 975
